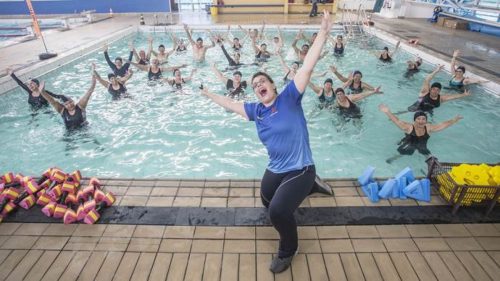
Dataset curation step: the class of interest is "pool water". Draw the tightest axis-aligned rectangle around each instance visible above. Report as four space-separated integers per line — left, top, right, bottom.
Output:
0 30 499 179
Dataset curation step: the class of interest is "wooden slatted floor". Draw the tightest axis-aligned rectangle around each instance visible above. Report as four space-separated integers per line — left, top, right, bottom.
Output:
0 223 499 280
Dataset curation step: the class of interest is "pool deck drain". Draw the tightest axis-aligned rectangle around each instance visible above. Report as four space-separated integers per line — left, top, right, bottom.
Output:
1 178 499 280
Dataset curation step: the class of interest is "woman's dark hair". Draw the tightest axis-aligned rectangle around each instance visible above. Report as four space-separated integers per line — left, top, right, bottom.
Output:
107 73 116 80
114 57 123 62
172 68 180 76
335 88 345 94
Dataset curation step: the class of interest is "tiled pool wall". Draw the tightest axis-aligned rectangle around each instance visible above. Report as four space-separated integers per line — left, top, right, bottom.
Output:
2 24 498 96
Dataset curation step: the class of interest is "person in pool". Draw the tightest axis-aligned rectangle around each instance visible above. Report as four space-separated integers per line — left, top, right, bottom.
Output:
406 65 471 113
404 56 423 78
329 34 346 56
129 58 187 81
238 22 266 42
308 78 336 108
39 71 97 130
92 63 133 99
330 66 375 94
150 34 177 64
200 10 333 273
272 26 284 54
376 41 400 63
183 24 215 63
223 25 246 52
132 37 153 65
333 87 382 118
175 38 188 52
103 43 133 79
449 50 488 90
8 68 66 109
162 68 196 90
214 36 245 69
379 104 463 163
211 63 248 99
292 30 310 62
279 55 300 85
251 35 272 63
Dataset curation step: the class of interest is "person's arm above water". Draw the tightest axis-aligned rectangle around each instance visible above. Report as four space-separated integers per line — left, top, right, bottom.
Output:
91 63 109 88
349 86 382 102
251 36 260 55
219 42 237 66
330 65 348 83
103 44 117 72
450 49 459 75
39 82 64 114
128 60 149 72
211 64 228 84
308 82 322 96
146 37 153 60
294 10 332 94
419 64 443 97
440 89 471 103
8 69 32 94
201 87 247 119
278 54 290 73
166 34 178 57
77 74 97 110
120 69 133 84
379 104 412 131
183 24 195 46
160 63 187 72
291 31 302 58
389 41 400 57
427 115 462 133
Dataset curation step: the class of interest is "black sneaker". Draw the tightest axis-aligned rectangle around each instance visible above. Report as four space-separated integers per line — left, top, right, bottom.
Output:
269 249 298 273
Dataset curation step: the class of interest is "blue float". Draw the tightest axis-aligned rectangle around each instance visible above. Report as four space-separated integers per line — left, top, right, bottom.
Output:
358 166 375 186
362 182 380 202
395 167 415 183
403 179 431 202
378 179 396 199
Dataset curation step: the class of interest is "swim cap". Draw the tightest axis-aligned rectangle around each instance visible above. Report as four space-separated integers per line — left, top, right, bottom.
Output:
159 44 165 48
196 37 203 42
457 66 466 73
30 78 40 86
414 111 427 120
60 95 71 103
324 78 333 85
115 57 123 62
383 46 389 51
292 61 300 66
107 73 116 79
353 70 362 77
303 44 310 48
234 37 239 41
335 88 345 94
233 71 242 77
431 82 442 89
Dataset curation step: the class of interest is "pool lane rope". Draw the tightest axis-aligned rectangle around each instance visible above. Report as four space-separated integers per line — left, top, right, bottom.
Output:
0 169 115 224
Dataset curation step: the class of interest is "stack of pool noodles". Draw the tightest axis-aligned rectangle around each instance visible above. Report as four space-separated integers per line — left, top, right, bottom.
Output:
358 166 431 203
436 164 500 205
0 169 115 224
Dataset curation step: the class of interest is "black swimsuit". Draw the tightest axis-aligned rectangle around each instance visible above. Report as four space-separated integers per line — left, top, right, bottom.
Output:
108 83 127 99
408 93 440 112
348 81 363 94
226 79 247 98
338 98 361 118
138 58 149 65
379 54 392 62
256 51 270 62
397 125 431 155
170 78 185 90
62 106 86 130
10 73 64 109
318 88 334 105
334 42 344 56
148 67 162 80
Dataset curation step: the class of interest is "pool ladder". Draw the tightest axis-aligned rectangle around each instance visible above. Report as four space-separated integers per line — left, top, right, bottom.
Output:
340 1 371 39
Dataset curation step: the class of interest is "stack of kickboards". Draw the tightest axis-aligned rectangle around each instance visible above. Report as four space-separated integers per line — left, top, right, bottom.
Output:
358 166 431 203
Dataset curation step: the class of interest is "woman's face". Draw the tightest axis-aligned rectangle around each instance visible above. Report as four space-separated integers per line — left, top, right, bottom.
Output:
109 76 117 84
336 91 347 103
455 68 464 78
28 80 38 92
291 63 299 71
353 73 362 82
139 50 146 59
324 82 332 91
252 75 276 105
174 70 181 78
151 59 159 66
414 116 427 127
64 99 76 111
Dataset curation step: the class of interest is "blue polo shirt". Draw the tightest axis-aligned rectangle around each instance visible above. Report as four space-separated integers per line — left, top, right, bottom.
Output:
244 80 314 173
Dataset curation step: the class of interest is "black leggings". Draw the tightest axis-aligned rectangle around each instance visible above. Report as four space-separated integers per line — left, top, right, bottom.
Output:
260 165 316 258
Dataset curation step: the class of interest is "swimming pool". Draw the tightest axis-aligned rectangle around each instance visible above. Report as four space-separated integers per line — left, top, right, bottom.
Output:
0 29 499 179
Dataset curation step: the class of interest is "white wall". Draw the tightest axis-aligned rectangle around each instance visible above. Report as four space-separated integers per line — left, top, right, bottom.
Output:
402 1 436 18
338 0 376 10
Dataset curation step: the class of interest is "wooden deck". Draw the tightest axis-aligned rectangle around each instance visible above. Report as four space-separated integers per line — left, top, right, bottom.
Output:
0 223 499 280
